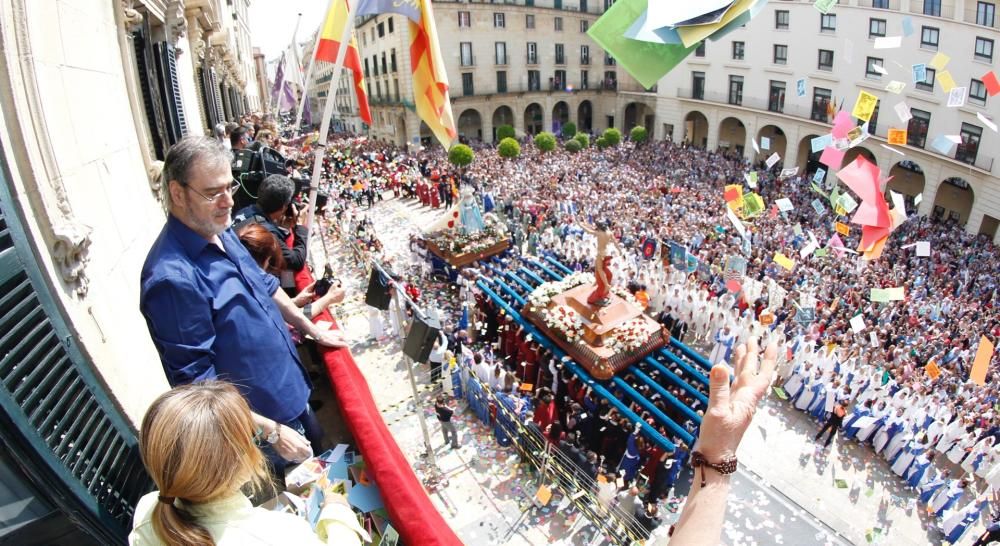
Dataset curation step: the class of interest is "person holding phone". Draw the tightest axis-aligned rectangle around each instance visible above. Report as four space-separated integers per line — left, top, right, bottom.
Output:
232 174 309 293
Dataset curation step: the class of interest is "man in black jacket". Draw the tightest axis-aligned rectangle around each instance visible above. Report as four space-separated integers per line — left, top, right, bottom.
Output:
233 174 308 291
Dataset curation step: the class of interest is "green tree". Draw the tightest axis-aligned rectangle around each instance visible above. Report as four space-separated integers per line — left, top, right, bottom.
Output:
564 139 582 153
448 144 474 167
595 135 608 149
630 126 648 144
574 133 590 148
496 124 516 142
602 127 622 147
561 122 577 139
534 132 557 152
498 137 521 159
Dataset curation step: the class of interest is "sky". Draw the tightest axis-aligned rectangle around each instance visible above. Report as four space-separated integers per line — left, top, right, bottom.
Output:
248 0 329 62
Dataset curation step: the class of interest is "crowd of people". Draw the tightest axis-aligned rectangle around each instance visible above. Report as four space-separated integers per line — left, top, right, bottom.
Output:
305 128 999 542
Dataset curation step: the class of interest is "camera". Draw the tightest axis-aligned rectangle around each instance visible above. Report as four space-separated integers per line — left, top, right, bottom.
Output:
313 265 339 297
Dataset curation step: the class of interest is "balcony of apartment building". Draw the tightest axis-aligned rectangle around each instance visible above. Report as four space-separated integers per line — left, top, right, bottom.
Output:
676 87 995 173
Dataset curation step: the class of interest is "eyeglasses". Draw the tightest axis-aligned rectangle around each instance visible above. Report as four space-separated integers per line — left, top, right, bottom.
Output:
185 180 242 203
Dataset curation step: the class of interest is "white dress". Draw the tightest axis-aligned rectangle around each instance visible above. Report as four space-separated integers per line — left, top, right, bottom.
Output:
929 480 963 514
947 433 976 465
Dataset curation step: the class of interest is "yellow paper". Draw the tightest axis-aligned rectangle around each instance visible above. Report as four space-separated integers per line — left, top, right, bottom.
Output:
887 128 907 146
773 252 795 271
926 360 941 380
938 70 956 93
835 222 850 235
929 52 950 70
970 336 995 386
852 90 879 123
536 484 553 505
676 0 756 47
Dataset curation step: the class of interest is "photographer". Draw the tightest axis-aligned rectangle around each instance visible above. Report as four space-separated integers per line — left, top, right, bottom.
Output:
233 174 309 293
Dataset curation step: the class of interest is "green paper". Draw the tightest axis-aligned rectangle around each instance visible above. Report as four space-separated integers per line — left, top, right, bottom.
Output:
815 0 837 14
743 193 765 216
865 487 876 497
835 479 848 489
870 287 905 302
773 386 789 400
814 247 829 258
587 0 697 89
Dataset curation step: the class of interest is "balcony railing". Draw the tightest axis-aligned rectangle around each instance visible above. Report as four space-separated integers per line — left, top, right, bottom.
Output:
964 6 998 28
675 88 996 173
910 1 954 19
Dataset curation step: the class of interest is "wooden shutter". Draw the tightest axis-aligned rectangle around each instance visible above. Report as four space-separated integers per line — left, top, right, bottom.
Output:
131 26 167 159
0 159 153 543
152 42 187 145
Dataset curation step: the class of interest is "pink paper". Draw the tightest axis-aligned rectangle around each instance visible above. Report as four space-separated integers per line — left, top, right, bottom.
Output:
832 111 854 138
819 146 846 170
838 157 891 227
828 233 846 257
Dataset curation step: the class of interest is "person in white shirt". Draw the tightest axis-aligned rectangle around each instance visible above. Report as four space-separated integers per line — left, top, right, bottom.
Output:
130 381 368 546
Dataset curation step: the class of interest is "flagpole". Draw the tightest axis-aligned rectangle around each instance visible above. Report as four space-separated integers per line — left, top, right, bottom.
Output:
295 27 321 128
303 3 356 256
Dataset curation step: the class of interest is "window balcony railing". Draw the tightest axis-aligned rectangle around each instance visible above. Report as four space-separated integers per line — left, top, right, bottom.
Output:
965 6 998 28
911 1 954 18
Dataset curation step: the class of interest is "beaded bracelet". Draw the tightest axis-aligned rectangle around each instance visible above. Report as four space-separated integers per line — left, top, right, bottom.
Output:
690 451 738 486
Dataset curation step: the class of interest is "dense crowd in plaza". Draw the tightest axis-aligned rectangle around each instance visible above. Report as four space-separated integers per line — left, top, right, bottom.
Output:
281 124 1000 542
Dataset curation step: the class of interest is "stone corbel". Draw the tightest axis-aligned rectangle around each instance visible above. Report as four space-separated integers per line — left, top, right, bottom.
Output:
51 222 93 297
121 0 144 33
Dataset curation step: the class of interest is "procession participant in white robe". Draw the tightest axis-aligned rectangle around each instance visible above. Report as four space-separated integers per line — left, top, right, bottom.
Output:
919 469 951 504
928 478 969 517
962 436 996 475
857 401 892 444
976 444 1000 480
892 435 928 477
937 418 969 454
906 450 937 488
942 497 989 544
947 430 979 465
708 325 736 365
783 362 810 401
874 409 907 453
795 370 823 412
925 417 947 447
367 307 385 340
984 452 1000 489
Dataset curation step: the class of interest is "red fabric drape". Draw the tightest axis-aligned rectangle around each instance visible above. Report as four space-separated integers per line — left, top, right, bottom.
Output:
294 266 461 545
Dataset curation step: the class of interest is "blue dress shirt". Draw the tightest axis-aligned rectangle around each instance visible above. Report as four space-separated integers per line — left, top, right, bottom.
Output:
140 215 310 423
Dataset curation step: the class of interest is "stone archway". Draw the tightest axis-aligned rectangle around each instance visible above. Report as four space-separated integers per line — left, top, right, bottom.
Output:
552 101 570 133
683 111 708 148
577 100 593 132
492 105 514 141
797 134 823 175
457 108 483 142
718 117 746 154
419 120 433 146
524 103 543 135
756 125 787 163
843 146 877 167
623 102 654 132
887 161 925 212
933 177 975 225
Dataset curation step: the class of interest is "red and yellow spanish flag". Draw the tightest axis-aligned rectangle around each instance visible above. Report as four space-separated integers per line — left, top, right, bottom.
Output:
315 0 372 125
354 0 457 148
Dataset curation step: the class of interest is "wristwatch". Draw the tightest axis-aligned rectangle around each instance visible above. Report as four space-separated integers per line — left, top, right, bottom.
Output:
265 423 281 444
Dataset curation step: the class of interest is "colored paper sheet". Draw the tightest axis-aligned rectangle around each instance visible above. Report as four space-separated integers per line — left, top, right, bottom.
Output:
814 0 837 14
871 64 889 76
937 70 956 93
862 233 889 260
870 287 904 302
881 143 906 156
859 224 891 252
873 36 902 49
929 52 950 70
835 222 850 235
894 102 912 123
832 111 854 139
744 171 758 188
773 252 795 271
838 192 859 214
914 193 922 205
814 247 829 258
819 146 846 170
978 112 998 133
797 78 807 97
885 80 906 94
760 136 771 150
947 86 967 107
813 168 826 184
902 16 914 37
930 134 955 155
776 198 794 212
587 0 698 89
915 241 930 256
811 198 827 215
536 484 553 505
912 64 926 85
970 336 995 386
852 90 879 123
743 192 765 216
838 157 891 227
724 184 742 203
926 360 941 380
983 71 1000 96
811 134 833 153
765 153 781 169
887 128 907 145
347 482 385 513
850 314 866 333
675 0 755 47
726 206 749 240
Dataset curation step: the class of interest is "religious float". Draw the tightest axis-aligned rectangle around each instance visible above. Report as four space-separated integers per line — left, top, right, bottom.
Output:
422 186 510 268
521 222 668 380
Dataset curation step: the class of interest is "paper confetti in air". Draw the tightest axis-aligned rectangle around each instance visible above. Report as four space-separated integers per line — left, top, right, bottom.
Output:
929 52 950 70
978 112 998 133
873 36 902 49
938 70 956 93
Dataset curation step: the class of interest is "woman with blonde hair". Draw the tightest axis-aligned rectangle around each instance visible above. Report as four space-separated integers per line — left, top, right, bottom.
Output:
130 381 368 545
